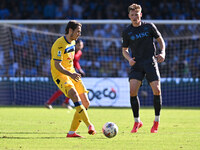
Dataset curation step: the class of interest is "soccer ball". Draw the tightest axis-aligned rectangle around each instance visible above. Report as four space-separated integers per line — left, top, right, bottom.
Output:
102 122 118 138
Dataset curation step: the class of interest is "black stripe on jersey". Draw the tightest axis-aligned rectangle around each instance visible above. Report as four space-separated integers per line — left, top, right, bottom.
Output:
64 45 75 54
64 48 74 54
53 59 62 61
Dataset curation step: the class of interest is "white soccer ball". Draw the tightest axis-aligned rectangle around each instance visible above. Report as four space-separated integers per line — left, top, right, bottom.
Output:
102 122 118 138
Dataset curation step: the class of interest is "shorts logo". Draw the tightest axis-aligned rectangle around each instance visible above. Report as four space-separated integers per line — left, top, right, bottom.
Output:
57 51 61 56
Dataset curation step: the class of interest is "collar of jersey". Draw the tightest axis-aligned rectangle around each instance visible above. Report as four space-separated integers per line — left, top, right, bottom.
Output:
64 36 71 44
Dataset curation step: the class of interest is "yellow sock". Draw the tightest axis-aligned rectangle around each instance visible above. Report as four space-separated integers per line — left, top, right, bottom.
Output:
75 105 91 127
69 111 81 131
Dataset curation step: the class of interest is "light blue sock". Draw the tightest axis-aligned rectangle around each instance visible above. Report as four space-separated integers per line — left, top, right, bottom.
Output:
68 131 75 135
155 116 160 122
134 117 140 122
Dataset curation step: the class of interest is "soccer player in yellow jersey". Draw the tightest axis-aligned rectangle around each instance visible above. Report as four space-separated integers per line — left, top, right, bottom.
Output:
51 20 96 138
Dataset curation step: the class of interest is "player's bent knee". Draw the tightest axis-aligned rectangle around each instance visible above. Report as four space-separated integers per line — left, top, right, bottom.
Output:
151 85 161 95
68 89 79 102
153 89 161 95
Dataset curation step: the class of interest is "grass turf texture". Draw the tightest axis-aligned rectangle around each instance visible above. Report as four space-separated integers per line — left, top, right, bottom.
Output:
0 107 200 150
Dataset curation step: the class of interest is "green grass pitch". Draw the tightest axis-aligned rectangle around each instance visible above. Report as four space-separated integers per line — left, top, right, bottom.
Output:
0 107 200 150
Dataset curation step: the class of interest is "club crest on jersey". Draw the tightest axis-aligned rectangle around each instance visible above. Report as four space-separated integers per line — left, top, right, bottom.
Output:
57 51 61 56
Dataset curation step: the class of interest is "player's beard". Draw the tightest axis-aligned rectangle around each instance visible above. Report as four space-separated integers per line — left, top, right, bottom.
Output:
70 32 78 41
70 33 74 40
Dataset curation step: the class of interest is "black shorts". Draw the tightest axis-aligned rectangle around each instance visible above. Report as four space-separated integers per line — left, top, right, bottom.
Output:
128 61 160 83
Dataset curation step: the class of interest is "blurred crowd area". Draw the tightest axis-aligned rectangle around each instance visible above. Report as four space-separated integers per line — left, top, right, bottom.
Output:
1 0 200 20
0 0 200 78
0 24 199 78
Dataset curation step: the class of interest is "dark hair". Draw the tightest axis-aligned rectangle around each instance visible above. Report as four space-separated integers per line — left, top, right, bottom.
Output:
76 39 83 44
65 20 82 34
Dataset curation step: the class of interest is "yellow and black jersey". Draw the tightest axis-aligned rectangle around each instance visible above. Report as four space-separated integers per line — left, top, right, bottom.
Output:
51 36 76 78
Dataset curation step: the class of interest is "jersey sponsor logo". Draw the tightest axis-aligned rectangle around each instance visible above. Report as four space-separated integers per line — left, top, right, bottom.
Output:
57 51 61 56
64 45 75 54
131 32 149 41
58 47 63 49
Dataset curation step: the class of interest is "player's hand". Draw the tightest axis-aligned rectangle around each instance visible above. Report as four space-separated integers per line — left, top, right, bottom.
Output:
155 53 165 63
70 73 81 82
129 57 136 66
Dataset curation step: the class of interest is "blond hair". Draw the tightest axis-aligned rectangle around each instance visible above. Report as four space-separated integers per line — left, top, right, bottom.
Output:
128 3 142 13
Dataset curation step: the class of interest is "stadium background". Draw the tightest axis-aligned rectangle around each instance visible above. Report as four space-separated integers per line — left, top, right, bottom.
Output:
0 0 200 107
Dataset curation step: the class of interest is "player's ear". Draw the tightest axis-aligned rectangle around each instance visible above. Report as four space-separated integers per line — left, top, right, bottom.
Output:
128 13 131 19
140 12 142 18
